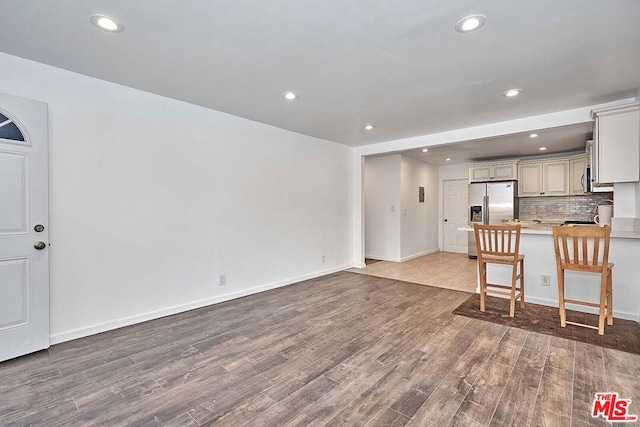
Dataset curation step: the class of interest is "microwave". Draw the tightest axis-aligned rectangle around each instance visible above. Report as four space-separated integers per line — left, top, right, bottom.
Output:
582 167 591 193
583 166 614 193
584 141 614 193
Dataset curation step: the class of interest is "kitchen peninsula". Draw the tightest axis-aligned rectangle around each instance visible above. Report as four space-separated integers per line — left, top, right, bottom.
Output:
465 224 640 323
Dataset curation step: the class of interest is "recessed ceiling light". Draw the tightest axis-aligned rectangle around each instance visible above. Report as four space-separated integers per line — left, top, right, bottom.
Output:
504 89 521 97
90 15 124 32
282 92 298 101
363 124 375 131
422 148 429 152
529 133 538 138
455 15 487 33
539 147 547 151
445 158 452 161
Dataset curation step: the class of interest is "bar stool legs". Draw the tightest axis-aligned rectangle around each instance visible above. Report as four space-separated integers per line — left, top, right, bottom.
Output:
552 225 614 336
557 266 567 328
556 267 612 336
607 272 613 326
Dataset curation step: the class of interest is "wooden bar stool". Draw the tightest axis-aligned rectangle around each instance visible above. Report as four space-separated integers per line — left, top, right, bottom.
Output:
552 225 613 335
473 224 525 317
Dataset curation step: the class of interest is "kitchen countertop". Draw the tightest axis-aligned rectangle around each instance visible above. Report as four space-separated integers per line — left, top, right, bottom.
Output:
457 224 640 239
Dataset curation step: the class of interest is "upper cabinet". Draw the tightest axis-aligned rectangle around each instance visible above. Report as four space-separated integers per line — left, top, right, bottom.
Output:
518 163 543 196
469 161 517 182
591 102 639 184
543 160 570 196
518 159 570 197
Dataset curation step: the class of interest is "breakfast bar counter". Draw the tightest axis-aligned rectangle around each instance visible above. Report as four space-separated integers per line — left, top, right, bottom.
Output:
460 225 640 322
515 224 640 239
459 224 640 239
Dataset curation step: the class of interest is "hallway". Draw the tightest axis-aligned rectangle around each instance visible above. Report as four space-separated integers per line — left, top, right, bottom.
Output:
348 252 477 293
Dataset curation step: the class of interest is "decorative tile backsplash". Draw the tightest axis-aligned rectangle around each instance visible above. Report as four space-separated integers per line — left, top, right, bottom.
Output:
519 193 614 223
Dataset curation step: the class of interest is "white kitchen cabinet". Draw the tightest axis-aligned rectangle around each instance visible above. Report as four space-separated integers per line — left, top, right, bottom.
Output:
569 156 588 195
591 102 639 184
543 160 569 196
469 165 491 182
518 159 569 197
469 162 517 182
493 163 518 180
518 163 543 196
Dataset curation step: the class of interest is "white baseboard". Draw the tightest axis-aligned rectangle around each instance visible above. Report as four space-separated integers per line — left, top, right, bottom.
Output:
50 264 351 345
364 254 400 262
364 249 438 264
472 286 639 323
400 248 438 262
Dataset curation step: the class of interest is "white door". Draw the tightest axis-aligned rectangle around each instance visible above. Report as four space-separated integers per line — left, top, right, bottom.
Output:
443 179 468 253
0 92 49 362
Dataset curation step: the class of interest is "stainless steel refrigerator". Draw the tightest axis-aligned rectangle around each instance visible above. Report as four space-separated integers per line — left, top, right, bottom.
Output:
468 180 519 258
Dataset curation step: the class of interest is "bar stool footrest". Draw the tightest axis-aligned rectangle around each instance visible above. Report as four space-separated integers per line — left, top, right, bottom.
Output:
565 321 600 331
563 298 601 308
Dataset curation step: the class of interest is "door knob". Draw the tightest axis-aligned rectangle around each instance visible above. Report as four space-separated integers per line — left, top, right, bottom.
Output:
34 241 46 250
34 224 45 232
444 219 448 222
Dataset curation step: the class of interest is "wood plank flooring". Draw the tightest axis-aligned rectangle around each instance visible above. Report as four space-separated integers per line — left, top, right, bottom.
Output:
348 252 477 293
1 271 638 426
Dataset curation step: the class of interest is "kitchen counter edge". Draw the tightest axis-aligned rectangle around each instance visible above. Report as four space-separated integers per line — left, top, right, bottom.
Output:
457 225 640 239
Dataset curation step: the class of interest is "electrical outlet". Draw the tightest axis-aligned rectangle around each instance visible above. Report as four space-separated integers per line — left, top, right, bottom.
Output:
321 255 325 264
541 274 550 286
219 274 226 286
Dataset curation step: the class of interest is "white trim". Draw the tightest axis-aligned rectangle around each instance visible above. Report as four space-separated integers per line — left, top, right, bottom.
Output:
364 255 401 262
363 248 438 263
400 248 438 262
49 264 351 345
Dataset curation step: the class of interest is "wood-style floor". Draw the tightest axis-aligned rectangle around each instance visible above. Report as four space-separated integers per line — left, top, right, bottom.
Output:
1 272 638 426
348 252 477 293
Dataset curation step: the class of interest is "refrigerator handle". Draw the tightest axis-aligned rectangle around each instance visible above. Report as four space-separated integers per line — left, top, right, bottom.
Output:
483 196 489 224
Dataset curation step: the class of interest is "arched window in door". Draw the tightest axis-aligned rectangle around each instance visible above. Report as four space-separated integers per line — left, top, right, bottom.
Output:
0 111 26 142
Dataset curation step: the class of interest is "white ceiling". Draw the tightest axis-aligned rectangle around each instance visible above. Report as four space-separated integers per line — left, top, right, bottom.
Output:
0 1 638 148
400 122 593 166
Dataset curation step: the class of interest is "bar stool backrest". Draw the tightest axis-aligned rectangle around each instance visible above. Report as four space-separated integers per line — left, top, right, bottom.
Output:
552 225 611 273
473 224 521 264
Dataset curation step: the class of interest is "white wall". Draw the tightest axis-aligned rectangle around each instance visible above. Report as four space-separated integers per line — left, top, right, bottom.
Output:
614 183 638 217
438 163 468 182
364 155 401 261
400 156 439 260
0 53 353 343
364 155 438 262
